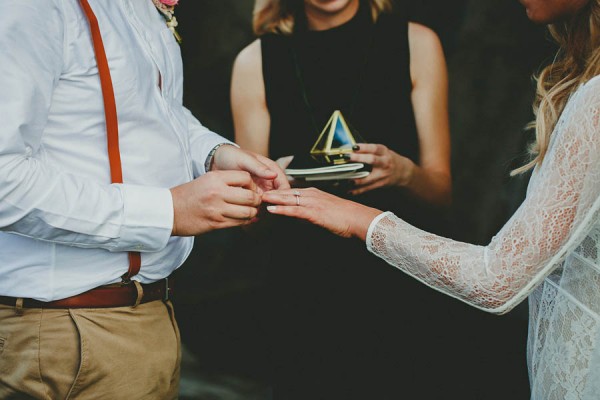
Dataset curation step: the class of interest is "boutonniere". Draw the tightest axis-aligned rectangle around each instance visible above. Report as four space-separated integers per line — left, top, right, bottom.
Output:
152 0 182 44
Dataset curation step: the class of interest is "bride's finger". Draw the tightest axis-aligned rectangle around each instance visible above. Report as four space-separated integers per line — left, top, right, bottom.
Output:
262 189 306 206
266 204 312 219
264 188 306 195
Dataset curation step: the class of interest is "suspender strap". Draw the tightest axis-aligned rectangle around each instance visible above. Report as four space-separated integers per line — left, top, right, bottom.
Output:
79 0 141 282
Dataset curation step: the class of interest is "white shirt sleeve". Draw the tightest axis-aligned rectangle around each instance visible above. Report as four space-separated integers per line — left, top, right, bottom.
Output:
0 0 173 253
366 77 600 314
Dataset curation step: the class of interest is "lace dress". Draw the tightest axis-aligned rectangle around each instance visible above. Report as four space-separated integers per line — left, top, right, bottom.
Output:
366 74 600 399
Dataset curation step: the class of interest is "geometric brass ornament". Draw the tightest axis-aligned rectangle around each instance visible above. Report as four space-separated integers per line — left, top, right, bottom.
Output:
310 110 362 165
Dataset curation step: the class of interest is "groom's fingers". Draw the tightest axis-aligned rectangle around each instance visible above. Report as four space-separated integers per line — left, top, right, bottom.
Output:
237 151 278 180
220 170 259 192
222 203 260 221
255 154 291 190
223 186 262 207
214 146 278 181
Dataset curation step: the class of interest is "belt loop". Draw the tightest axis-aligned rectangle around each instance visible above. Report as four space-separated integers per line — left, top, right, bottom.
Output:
163 278 170 302
15 298 24 316
132 281 143 308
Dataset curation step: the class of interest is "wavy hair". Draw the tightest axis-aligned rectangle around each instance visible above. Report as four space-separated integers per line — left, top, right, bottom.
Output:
513 0 600 175
253 0 393 36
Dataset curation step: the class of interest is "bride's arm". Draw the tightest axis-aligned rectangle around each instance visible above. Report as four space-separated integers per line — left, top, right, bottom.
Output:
366 78 600 314
265 77 600 314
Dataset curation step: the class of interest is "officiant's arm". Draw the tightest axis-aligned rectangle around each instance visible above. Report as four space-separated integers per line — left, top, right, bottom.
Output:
348 23 451 207
231 39 270 158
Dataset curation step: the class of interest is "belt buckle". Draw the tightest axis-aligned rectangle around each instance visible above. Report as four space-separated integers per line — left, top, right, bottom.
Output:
163 278 170 302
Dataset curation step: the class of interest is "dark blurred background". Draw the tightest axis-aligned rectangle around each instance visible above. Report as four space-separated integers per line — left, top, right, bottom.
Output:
171 1 557 398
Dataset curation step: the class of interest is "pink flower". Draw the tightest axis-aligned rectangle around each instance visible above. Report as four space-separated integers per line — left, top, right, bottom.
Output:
160 0 178 5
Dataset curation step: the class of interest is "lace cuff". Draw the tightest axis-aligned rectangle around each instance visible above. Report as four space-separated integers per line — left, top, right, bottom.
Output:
366 211 393 253
362 76 600 314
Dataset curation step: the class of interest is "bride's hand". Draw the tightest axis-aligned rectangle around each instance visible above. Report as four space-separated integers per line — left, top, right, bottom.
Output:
262 188 383 241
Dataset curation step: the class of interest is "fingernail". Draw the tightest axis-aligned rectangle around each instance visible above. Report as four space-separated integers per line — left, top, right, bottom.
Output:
352 145 360 151
267 206 276 212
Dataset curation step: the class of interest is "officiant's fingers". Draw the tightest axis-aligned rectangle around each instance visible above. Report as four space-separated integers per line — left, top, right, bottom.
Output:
353 143 379 154
347 152 377 166
352 169 384 187
223 187 262 207
356 143 390 157
349 178 386 196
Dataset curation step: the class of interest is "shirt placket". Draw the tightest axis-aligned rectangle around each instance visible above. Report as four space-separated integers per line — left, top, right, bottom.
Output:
120 0 193 179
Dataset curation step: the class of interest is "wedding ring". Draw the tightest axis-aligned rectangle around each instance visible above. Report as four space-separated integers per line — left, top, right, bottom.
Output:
293 190 301 206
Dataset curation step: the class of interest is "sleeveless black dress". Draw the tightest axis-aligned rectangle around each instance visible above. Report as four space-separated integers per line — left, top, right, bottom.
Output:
261 3 455 399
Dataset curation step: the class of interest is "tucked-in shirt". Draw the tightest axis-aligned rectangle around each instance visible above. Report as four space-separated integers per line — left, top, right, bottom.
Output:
0 0 229 301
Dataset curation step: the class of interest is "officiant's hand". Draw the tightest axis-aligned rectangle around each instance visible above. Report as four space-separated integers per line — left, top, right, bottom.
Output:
263 188 383 241
212 145 290 193
170 171 262 236
346 143 414 195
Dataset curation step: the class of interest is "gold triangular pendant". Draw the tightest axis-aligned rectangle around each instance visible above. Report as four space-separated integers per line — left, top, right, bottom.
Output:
310 110 359 165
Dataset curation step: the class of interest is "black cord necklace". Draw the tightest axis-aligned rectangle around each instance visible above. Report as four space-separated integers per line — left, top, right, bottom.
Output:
289 6 378 136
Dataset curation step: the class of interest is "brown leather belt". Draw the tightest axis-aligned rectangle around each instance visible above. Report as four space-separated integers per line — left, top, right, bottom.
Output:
0 277 174 309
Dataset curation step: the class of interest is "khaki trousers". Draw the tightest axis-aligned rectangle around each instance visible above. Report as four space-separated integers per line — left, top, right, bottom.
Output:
0 300 181 399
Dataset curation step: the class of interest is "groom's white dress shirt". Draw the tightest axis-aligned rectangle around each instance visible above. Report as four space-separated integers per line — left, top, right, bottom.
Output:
0 0 229 301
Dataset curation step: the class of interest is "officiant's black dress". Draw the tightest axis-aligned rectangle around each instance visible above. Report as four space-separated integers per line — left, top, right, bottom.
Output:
260 2 524 399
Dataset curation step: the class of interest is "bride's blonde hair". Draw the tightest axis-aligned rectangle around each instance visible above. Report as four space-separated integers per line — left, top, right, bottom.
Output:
252 0 393 36
513 0 600 175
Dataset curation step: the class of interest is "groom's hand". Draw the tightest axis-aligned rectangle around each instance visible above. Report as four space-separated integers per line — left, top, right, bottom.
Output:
212 145 290 193
170 170 262 236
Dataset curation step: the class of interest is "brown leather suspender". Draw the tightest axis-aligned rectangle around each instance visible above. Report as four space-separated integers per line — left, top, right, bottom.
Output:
79 0 141 282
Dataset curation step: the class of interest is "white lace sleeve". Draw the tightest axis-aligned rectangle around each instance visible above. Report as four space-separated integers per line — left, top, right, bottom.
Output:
366 76 600 314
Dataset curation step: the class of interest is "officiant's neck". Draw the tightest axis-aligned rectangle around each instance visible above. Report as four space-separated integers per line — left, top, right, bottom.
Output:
304 0 360 31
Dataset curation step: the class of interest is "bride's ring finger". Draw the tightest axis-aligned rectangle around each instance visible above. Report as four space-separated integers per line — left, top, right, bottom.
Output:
293 190 301 206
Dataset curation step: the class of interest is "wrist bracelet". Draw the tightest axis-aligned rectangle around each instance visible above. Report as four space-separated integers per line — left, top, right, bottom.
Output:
204 143 233 172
